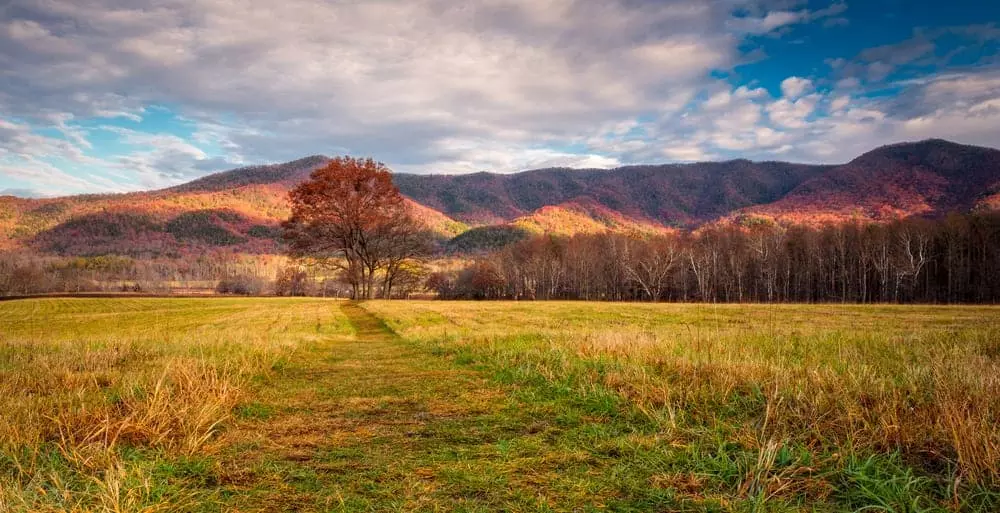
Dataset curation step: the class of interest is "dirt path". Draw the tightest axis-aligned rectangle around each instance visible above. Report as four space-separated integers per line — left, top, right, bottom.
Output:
211 302 515 512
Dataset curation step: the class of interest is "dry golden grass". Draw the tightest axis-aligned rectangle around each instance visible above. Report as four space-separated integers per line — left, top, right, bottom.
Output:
0 298 350 512
4 298 999 511
366 301 1000 505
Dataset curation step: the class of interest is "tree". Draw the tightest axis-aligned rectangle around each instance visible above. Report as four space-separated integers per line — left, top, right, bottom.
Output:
622 234 680 301
893 223 930 302
274 265 313 296
282 156 429 299
375 213 434 298
458 260 505 299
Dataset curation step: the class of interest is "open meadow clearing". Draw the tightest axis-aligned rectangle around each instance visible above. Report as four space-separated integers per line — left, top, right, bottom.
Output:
1 298 998 512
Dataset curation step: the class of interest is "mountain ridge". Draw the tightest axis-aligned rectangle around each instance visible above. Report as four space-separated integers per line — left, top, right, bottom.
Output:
1 139 998 257
743 138 1000 223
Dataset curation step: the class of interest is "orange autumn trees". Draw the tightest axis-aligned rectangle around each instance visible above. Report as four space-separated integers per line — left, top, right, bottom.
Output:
282 157 430 299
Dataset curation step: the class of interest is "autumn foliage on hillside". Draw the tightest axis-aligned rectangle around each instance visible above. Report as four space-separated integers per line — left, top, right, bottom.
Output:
511 198 671 236
1 139 999 261
0 159 461 257
392 160 827 226
743 139 1000 225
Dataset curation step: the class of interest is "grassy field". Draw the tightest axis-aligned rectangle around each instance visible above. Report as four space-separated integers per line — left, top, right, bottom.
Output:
1 299 998 512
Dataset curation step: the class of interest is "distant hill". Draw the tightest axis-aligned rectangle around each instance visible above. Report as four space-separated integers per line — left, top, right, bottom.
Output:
741 139 1000 224
168 155 329 193
391 160 828 226
510 198 671 236
1 139 998 257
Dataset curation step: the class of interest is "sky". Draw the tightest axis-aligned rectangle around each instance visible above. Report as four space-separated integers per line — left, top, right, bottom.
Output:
0 0 998 197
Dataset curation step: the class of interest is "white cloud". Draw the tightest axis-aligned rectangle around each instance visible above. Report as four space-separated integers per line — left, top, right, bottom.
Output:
714 102 762 131
767 95 817 128
835 77 862 90
705 91 732 109
620 65 1000 167
1 0 747 189
726 2 848 35
0 117 89 163
734 86 768 99
662 144 713 161
0 0 998 195
754 126 788 147
400 138 621 174
829 95 851 112
780 76 813 99
729 10 805 35
0 152 120 194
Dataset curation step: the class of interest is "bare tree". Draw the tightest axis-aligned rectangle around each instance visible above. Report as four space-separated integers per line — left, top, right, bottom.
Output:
893 225 930 302
623 234 680 301
376 215 433 298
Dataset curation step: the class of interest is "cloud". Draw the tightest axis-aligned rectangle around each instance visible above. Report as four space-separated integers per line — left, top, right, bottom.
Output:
0 187 46 198
767 96 817 128
780 76 813 99
730 10 806 35
0 117 88 163
662 144 714 161
399 138 622 174
1 0 732 123
0 0 998 195
1 0 748 187
727 1 847 35
93 125 243 188
0 153 120 194
829 95 851 112
891 72 1000 147
638 68 1000 165
829 24 999 86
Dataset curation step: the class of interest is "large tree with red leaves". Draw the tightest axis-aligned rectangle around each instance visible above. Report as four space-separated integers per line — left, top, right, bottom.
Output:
282 157 428 299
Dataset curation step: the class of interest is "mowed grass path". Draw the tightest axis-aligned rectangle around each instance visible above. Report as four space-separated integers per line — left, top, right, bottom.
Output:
2 299 999 511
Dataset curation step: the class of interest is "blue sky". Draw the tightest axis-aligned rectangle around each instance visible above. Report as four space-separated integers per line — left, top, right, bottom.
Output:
1 0 998 196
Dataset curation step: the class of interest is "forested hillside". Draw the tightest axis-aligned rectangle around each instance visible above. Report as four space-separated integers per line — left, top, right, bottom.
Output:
745 139 1000 223
3 139 998 259
1 138 999 301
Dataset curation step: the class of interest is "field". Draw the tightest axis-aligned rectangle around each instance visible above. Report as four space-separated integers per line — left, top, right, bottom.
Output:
1 299 998 512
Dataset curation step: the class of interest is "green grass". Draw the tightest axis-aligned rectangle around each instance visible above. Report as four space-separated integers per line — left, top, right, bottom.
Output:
364 301 1000 512
1 299 998 511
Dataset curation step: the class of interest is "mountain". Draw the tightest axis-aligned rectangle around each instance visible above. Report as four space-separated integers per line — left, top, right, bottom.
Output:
167 155 329 193
0 166 467 257
1 139 998 257
741 139 1000 223
510 198 672 236
391 160 828 226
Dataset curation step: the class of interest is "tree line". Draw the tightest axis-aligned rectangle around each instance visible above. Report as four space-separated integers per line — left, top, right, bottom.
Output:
0 252 296 297
427 213 1000 303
